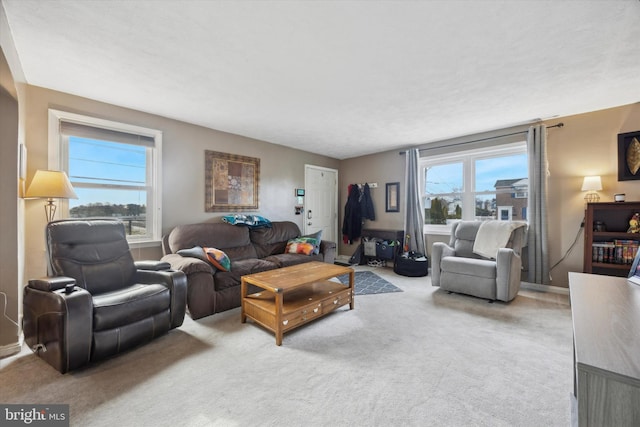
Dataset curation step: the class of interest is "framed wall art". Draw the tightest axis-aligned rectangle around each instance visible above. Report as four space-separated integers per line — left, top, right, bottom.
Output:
618 130 640 181
205 150 260 211
386 182 400 212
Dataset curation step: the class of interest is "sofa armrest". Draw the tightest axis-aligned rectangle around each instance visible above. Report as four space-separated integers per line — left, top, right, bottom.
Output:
135 269 188 329
161 253 214 275
28 276 76 292
319 240 336 264
431 242 455 287
495 248 522 302
135 260 172 271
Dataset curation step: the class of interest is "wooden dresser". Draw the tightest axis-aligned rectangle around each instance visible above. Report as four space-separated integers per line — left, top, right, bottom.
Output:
568 272 640 426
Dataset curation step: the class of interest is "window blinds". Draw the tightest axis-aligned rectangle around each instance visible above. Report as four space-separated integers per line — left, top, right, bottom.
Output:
59 121 155 147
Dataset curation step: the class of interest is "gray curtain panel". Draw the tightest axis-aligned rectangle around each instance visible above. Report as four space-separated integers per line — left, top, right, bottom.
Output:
404 148 426 254
527 124 550 284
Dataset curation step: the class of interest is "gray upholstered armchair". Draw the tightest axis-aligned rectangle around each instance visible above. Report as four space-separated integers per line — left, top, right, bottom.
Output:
431 220 527 302
23 219 187 373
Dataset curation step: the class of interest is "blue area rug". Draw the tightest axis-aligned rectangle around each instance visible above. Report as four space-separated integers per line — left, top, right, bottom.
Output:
336 271 403 295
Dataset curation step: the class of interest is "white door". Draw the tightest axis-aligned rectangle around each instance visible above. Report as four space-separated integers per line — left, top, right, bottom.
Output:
304 165 338 243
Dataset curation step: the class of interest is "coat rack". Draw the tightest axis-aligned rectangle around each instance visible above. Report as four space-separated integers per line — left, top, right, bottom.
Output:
356 182 377 188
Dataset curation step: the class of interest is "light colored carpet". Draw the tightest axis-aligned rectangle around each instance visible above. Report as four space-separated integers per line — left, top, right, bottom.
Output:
0 266 573 427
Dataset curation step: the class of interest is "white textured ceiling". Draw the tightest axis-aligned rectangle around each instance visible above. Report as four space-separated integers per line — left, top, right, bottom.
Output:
2 0 640 159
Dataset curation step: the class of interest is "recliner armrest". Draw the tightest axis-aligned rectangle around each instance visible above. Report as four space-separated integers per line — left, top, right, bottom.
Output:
135 260 172 271
135 269 188 329
23 285 92 373
495 248 522 302
431 242 455 287
28 276 76 292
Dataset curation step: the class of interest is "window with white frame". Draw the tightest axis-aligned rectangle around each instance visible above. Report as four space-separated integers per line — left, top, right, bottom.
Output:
48 110 162 245
420 142 528 233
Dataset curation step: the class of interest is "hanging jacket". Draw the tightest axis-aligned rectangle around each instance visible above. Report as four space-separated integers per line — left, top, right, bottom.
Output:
342 184 362 244
361 183 375 221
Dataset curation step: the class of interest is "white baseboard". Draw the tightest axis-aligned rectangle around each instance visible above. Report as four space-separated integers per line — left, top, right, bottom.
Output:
0 338 22 359
521 281 570 295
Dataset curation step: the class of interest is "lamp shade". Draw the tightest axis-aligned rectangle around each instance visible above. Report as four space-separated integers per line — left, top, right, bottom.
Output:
581 176 602 192
25 170 78 199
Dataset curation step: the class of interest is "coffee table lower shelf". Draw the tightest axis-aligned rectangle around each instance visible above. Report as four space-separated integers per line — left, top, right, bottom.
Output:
242 280 352 345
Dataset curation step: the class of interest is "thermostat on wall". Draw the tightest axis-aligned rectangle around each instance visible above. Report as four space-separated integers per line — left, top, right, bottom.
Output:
295 188 305 197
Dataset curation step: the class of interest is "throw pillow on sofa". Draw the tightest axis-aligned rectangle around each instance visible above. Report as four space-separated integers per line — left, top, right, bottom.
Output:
302 230 322 254
204 247 231 271
285 237 318 255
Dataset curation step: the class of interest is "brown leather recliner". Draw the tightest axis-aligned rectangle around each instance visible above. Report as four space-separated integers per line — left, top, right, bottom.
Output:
23 219 187 373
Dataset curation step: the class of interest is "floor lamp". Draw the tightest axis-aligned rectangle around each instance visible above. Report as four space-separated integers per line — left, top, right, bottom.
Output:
25 170 78 222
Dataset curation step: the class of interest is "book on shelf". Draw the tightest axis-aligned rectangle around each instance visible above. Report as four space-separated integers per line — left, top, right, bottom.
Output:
592 240 639 264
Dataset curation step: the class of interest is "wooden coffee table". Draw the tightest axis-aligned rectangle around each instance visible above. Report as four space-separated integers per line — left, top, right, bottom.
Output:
240 261 354 345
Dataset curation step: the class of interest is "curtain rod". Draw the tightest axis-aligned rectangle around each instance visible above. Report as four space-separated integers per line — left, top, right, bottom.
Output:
399 122 564 154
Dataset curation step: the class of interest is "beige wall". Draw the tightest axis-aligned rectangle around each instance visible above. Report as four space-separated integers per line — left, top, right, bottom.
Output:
336 102 640 287
546 103 640 287
0 3 27 356
339 149 406 256
0 47 20 354
21 86 340 285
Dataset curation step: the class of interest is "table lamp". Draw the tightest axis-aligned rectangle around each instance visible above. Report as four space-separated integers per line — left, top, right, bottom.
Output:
581 175 602 203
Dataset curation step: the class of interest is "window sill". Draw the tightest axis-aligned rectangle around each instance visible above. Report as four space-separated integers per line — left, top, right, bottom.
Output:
423 221 460 236
423 227 451 236
128 239 162 249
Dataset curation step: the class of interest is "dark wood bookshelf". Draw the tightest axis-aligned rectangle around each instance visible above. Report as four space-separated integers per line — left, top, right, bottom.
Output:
583 202 640 277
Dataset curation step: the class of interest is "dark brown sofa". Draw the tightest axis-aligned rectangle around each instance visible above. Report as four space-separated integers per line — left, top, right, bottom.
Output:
161 221 336 319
